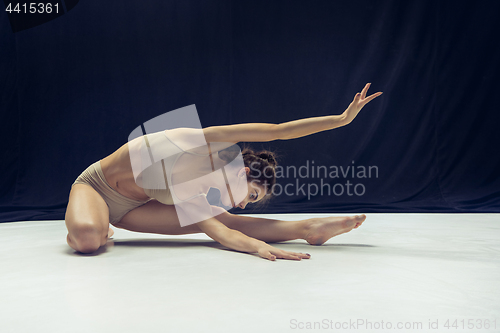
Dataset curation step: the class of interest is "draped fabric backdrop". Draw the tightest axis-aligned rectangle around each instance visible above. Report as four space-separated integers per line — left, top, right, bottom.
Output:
1 0 499 222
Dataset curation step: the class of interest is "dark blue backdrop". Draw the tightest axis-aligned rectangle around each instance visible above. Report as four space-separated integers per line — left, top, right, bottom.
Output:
1 0 499 222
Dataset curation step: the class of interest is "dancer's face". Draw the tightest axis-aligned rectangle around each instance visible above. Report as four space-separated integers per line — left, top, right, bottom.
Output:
235 181 266 209
220 167 266 209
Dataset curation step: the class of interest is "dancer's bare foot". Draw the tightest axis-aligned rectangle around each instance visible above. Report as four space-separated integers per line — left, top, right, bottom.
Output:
107 226 114 239
303 215 366 245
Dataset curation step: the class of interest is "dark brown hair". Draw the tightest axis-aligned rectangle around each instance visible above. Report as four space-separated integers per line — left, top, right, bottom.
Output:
241 146 278 202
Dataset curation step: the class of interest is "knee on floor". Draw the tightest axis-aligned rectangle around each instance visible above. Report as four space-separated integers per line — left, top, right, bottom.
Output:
67 222 106 254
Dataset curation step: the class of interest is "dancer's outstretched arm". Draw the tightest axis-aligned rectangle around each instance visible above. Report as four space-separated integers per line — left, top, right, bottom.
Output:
203 83 382 143
197 216 310 261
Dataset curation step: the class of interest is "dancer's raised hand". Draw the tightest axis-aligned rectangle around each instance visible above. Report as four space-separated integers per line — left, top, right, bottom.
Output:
343 83 383 123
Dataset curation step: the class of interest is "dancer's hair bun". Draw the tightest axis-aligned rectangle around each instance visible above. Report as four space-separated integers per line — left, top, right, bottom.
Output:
258 152 277 167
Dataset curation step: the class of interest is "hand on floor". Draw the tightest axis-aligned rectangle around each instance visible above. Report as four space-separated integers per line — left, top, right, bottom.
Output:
257 243 311 261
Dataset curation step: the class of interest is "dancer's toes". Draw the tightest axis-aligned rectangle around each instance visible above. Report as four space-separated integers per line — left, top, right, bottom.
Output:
353 214 366 228
341 215 359 230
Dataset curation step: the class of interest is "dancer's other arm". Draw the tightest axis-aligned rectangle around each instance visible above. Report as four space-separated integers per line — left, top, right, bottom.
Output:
197 217 309 261
203 83 382 143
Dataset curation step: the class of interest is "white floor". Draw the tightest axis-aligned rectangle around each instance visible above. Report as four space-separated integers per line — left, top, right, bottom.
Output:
0 214 499 333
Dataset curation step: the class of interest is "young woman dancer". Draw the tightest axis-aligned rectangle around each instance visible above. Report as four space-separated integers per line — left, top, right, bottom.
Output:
65 83 382 260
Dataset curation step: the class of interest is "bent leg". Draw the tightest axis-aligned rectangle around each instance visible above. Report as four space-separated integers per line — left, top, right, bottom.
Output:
65 184 111 253
113 200 200 235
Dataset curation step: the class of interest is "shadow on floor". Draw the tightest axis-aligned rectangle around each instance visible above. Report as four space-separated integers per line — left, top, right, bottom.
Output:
65 238 375 256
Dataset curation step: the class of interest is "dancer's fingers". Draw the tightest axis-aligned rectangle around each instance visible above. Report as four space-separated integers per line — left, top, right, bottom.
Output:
361 83 370 99
265 251 276 261
362 92 383 104
277 250 307 260
293 252 311 259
